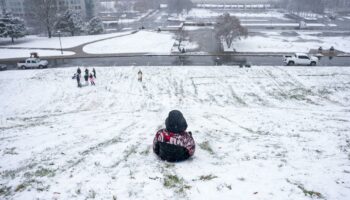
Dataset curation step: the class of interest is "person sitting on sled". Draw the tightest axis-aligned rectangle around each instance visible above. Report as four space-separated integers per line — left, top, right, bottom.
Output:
153 110 195 162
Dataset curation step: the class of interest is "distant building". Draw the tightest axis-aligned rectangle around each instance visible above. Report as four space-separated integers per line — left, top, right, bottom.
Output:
1 0 25 17
0 0 98 20
191 0 281 4
57 0 98 20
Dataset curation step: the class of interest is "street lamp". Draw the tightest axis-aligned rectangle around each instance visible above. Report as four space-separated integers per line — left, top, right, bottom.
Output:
57 30 63 55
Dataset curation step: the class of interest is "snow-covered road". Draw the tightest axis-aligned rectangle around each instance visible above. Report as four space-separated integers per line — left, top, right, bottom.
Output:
0 66 349 200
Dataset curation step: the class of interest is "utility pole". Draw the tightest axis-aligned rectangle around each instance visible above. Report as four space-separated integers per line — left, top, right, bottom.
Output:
57 30 63 55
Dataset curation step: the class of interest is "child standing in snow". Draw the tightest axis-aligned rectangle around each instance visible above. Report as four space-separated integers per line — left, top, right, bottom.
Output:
89 73 95 86
76 73 81 88
84 68 89 85
138 70 143 82
93 68 96 78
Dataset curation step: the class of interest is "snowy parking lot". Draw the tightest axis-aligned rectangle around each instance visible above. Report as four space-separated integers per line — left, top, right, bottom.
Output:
224 31 350 53
0 66 349 200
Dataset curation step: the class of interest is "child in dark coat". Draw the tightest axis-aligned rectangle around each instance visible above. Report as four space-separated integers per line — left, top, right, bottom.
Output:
84 68 89 85
153 110 195 162
76 74 81 88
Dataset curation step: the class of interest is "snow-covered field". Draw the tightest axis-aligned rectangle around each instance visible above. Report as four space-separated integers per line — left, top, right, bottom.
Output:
0 66 349 200
83 31 175 54
187 8 289 20
0 49 75 59
0 32 131 49
227 31 350 53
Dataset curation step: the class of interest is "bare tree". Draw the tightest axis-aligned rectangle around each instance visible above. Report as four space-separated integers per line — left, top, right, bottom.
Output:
24 0 61 38
215 13 247 49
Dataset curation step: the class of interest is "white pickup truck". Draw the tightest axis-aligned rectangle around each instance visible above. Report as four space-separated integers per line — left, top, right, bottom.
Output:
283 53 318 66
17 58 49 69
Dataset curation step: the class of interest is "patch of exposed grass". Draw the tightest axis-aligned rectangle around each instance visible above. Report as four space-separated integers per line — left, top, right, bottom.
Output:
178 185 191 194
297 185 324 199
164 174 181 188
34 167 55 177
15 183 28 192
1 170 16 179
123 145 138 161
199 141 214 155
239 126 254 133
287 179 324 199
81 136 122 156
199 174 218 181
163 174 191 194
230 87 247 106
217 183 232 191
164 163 175 168
14 179 48 193
0 186 11 196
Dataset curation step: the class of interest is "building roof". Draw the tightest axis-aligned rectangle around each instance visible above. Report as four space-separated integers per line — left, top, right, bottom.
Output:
192 0 280 4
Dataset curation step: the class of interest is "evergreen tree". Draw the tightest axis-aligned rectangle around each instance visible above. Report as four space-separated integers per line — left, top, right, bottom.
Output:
87 17 104 35
55 10 83 36
0 13 26 43
0 18 6 38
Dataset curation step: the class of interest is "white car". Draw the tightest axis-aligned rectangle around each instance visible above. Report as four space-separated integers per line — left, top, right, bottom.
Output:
17 58 49 69
284 53 318 66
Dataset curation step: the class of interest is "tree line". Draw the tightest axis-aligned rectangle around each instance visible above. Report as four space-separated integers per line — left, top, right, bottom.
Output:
280 0 350 14
24 0 104 38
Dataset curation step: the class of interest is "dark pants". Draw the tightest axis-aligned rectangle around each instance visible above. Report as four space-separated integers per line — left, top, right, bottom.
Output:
77 78 81 87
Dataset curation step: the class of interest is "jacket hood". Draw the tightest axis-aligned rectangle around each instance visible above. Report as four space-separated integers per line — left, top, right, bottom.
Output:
165 110 188 133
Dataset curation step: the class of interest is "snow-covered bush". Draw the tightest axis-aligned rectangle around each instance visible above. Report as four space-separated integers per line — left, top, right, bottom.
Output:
86 17 104 35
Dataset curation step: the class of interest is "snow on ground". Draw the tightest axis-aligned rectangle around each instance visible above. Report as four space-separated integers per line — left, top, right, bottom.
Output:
187 8 288 20
107 10 155 24
1 66 350 200
83 31 175 54
0 49 75 59
183 26 214 31
0 32 132 49
227 31 350 53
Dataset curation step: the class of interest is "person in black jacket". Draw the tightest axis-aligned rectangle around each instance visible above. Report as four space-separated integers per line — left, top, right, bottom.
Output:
76 73 81 88
84 68 89 85
77 67 81 75
92 68 96 78
153 110 195 162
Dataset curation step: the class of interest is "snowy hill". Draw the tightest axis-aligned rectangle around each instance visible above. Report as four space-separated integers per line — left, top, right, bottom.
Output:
0 66 349 200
